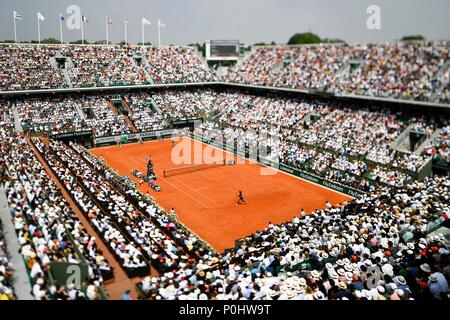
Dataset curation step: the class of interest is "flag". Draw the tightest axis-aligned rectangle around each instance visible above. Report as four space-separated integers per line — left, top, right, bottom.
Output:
142 18 151 25
158 19 165 28
82 16 90 23
106 16 112 24
59 13 65 21
14 11 23 20
37 12 45 21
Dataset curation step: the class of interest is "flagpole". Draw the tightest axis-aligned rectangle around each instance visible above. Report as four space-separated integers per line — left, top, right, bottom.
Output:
124 18 127 45
142 20 144 48
105 18 109 45
13 12 17 43
81 18 84 44
158 21 161 48
59 15 63 44
37 15 41 44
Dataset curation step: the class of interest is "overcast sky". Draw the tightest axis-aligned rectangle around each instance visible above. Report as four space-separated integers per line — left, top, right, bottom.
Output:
1 0 449 45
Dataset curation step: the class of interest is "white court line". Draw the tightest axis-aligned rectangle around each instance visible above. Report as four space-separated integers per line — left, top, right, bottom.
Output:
129 158 145 169
127 158 214 209
170 175 222 207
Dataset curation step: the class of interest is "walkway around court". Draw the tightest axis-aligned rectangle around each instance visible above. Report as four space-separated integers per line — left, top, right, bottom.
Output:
27 138 141 300
0 187 34 300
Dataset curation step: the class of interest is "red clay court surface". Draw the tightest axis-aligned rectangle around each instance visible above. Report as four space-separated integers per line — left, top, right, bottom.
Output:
90 137 352 252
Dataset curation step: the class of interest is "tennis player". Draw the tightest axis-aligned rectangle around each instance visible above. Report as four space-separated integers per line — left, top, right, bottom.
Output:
236 190 247 206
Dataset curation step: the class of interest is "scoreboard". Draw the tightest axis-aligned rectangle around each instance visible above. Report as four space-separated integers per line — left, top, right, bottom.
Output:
206 40 240 61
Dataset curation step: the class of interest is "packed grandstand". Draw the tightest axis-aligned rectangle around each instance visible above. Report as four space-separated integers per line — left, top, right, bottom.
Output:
0 41 449 302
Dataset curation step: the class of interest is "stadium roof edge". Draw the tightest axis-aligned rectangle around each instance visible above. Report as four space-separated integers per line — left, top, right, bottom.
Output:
1 81 449 110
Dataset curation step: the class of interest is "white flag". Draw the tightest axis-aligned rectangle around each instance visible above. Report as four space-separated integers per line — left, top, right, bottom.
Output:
14 11 23 20
142 18 151 25
158 19 165 27
37 12 45 21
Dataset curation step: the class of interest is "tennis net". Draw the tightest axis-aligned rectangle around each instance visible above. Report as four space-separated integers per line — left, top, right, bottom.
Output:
163 160 226 177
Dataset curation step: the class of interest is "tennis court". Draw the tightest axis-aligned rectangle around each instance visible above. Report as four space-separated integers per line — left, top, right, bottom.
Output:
90 137 352 252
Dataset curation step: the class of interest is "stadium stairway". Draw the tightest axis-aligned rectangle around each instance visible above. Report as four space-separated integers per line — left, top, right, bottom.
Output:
75 103 87 120
414 128 441 155
107 100 119 115
26 137 140 300
391 123 415 152
119 100 138 133
11 105 23 133
0 188 34 300
429 59 450 102
122 99 134 116
124 116 138 133
234 46 256 69
428 226 450 248
193 47 209 70
139 55 155 84
148 97 162 114
62 69 73 88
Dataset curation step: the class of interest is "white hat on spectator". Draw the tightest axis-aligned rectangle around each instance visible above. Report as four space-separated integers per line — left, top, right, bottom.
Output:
397 276 406 285
377 285 386 294
338 281 347 290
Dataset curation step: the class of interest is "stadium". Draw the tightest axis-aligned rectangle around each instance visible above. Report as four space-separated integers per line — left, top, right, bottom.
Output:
0 0 449 306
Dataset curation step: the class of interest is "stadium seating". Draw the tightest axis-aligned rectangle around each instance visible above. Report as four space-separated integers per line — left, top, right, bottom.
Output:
224 41 450 103
0 129 111 299
137 174 449 300
0 42 449 301
1 42 449 104
0 221 15 300
7 89 449 193
0 44 212 91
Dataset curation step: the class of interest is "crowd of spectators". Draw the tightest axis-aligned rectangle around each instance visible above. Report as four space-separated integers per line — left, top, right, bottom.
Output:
0 44 67 91
0 101 14 131
82 96 132 137
438 85 450 104
0 44 211 91
393 153 429 173
1 86 449 300
332 42 450 101
15 97 89 135
152 89 217 120
125 93 167 131
422 125 450 162
36 138 214 276
0 128 110 299
138 174 449 300
124 89 216 132
5 89 448 194
225 41 450 103
13 95 132 137
191 92 432 191
367 166 411 188
1 42 448 104
225 44 361 91
0 221 15 300
61 45 149 87
145 47 213 83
